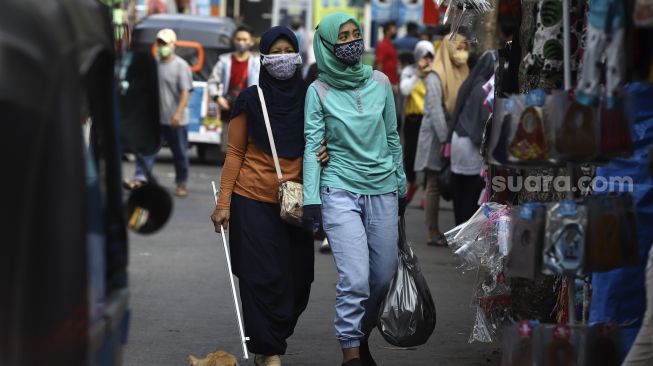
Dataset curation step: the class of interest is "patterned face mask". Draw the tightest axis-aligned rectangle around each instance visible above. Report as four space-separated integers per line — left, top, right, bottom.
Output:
261 53 302 80
333 39 364 66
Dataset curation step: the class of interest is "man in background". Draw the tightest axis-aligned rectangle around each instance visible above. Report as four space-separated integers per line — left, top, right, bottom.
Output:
394 21 420 53
375 21 399 88
207 25 260 153
133 28 193 197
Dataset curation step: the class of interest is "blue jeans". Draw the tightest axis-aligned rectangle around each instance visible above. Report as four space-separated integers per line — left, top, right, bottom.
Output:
134 125 189 186
320 187 399 349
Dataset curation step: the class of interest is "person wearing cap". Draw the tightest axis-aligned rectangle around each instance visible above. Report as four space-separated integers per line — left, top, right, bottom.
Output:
133 28 193 197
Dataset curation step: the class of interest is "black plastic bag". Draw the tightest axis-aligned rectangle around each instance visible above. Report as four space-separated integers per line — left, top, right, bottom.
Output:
377 217 437 347
438 159 453 201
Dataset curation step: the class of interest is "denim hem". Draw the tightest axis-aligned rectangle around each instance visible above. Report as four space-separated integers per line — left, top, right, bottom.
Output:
340 339 361 349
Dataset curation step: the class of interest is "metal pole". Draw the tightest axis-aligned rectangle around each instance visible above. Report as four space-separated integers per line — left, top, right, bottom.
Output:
562 0 576 325
562 0 571 91
211 181 249 360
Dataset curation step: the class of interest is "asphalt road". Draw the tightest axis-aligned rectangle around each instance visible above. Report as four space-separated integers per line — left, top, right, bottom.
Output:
122 150 500 366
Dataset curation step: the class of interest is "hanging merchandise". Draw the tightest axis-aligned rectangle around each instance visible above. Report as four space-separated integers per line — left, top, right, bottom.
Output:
521 0 586 91
585 194 640 273
599 101 634 158
634 0 653 28
508 91 549 162
535 324 580 366
543 199 587 276
438 0 494 38
377 217 437 347
506 203 546 279
501 320 538 366
575 0 626 110
555 100 599 161
446 203 512 343
582 323 623 366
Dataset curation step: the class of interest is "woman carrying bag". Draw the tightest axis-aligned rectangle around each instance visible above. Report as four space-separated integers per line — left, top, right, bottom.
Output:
210 27 327 366
449 51 496 224
302 13 407 366
414 33 469 246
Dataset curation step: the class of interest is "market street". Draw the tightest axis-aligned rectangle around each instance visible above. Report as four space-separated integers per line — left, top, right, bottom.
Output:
122 151 499 366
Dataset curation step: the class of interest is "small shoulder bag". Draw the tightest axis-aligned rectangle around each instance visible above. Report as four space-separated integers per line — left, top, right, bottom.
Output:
257 86 304 226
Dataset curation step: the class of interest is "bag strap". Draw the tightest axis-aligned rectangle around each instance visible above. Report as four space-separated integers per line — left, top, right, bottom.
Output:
257 86 283 182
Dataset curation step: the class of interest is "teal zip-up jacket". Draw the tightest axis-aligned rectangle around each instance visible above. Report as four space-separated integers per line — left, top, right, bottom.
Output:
303 70 407 205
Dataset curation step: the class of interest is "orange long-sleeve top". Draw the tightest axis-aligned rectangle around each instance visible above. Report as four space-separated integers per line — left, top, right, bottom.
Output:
216 112 303 209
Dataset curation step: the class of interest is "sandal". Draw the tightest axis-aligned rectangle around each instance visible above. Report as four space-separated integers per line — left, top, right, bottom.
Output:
427 234 448 247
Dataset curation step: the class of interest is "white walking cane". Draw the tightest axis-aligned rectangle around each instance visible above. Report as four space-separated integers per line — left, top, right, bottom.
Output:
211 181 249 360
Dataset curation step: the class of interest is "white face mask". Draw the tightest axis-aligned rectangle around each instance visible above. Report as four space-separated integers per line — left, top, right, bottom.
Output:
261 53 302 80
452 50 469 66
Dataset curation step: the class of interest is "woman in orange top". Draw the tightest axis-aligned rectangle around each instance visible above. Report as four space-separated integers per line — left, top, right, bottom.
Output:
210 27 327 366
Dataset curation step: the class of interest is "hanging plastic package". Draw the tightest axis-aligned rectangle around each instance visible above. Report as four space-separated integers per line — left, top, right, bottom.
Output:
534 324 580 366
377 217 436 347
507 203 546 279
581 323 623 366
543 199 588 276
599 101 634 159
442 0 494 39
501 320 538 366
585 195 639 272
555 101 598 161
508 90 549 163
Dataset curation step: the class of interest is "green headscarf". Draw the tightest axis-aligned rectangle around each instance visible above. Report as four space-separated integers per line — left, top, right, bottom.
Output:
313 13 373 89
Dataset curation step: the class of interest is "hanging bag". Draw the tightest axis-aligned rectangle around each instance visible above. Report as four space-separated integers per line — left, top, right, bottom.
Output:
377 216 436 347
257 86 303 226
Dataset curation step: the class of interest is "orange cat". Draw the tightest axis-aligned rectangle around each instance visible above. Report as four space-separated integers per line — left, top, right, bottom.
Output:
188 351 239 366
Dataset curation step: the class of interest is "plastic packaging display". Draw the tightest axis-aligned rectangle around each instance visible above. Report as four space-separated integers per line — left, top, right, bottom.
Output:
488 91 569 167
585 194 640 272
377 217 436 347
502 322 623 366
599 101 634 158
501 320 538 366
543 199 588 276
440 0 494 38
446 203 512 343
507 203 546 279
534 324 581 366
556 101 600 161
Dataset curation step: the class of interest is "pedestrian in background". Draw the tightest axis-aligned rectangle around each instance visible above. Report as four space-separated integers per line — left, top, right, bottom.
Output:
132 28 193 197
210 26 324 366
207 25 260 154
414 33 469 246
374 21 399 88
399 40 435 203
393 21 420 54
449 51 495 225
303 13 407 366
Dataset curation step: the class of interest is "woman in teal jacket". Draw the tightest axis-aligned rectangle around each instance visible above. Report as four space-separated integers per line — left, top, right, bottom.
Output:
302 13 407 366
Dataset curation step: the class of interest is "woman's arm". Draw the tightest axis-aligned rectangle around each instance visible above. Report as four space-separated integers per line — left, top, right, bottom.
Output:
216 113 248 209
303 86 326 205
383 77 408 197
424 73 449 143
